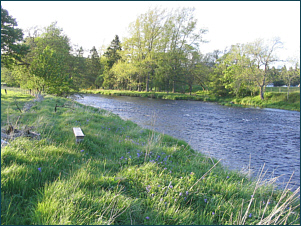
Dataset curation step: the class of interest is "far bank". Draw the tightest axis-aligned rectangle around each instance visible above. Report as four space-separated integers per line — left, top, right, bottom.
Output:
80 89 300 112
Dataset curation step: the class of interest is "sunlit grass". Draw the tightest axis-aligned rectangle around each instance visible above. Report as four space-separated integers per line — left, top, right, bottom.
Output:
231 92 300 111
1 91 300 225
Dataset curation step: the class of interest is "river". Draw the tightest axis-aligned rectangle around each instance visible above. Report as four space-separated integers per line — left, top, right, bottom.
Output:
74 94 300 190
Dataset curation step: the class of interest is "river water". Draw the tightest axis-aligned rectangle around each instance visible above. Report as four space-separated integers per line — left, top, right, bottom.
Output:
74 94 300 190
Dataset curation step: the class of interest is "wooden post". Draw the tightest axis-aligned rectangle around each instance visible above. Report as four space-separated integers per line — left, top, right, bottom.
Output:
73 127 85 143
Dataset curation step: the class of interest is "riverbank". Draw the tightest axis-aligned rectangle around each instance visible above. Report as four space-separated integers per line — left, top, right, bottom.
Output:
81 89 300 111
1 90 300 225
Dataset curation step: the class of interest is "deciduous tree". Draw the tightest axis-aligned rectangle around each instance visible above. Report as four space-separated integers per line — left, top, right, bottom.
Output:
246 38 283 99
1 6 29 68
30 46 71 95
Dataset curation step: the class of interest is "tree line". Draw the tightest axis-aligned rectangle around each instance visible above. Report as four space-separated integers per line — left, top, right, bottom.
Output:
1 6 300 99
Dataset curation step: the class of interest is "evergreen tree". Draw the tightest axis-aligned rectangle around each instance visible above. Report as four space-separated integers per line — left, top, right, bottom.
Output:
104 35 122 68
85 46 101 88
72 46 87 88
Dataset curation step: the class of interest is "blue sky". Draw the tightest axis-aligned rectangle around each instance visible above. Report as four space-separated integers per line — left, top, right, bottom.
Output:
2 1 300 67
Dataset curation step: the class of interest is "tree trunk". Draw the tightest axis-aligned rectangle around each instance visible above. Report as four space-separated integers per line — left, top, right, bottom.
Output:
172 80 175 93
260 85 264 100
146 73 149 92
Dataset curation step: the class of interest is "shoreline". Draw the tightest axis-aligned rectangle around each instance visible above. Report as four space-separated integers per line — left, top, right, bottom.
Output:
80 89 300 112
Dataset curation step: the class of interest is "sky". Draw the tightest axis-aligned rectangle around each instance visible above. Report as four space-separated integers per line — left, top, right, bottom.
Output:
2 1 300 67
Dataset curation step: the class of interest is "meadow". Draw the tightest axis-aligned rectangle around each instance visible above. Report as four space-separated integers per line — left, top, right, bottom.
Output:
1 89 300 225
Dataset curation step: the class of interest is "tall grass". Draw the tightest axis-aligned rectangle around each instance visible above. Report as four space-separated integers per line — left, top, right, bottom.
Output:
1 90 300 225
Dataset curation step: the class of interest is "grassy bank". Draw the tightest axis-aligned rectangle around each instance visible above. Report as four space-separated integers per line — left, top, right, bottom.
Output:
220 92 300 111
1 90 300 225
81 89 218 101
81 89 300 111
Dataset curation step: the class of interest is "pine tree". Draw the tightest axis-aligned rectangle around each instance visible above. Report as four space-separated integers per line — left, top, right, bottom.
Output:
86 46 101 88
104 35 122 68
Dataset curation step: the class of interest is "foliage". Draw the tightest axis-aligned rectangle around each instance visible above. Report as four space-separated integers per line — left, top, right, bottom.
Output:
209 39 283 99
30 46 72 95
103 35 122 68
102 7 207 93
84 46 102 88
281 63 300 100
1 67 19 87
3 22 77 95
70 46 88 88
1 6 29 69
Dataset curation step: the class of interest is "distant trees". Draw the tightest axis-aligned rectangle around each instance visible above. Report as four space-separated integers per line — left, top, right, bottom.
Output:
102 7 208 93
208 38 285 99
85 46 101 88
1 6 298 99
102 35 122 89
71 46 87 88
103 35 122 68
281 62 300 100
246 38 283 99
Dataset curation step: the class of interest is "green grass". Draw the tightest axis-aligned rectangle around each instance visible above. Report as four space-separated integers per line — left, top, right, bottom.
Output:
226 92 300 111
81 89 218 101
1 90 300 225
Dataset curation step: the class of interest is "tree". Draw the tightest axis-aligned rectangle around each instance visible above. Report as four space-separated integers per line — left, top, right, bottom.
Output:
21 22 75 95
221 44 256 97
181 47 202 95
281 63 300 100
85 46 101 88
30 46 71 95
122 7 166 91
102 7 207 93
103 35 122 68
246 38 283 100
101 35 122 89
1 67 19 86
71 45 87 88
161 7 207 93
195 50 223 92
1 6 29 68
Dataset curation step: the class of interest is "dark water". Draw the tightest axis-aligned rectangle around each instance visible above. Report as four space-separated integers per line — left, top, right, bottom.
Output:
74 94 300 190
